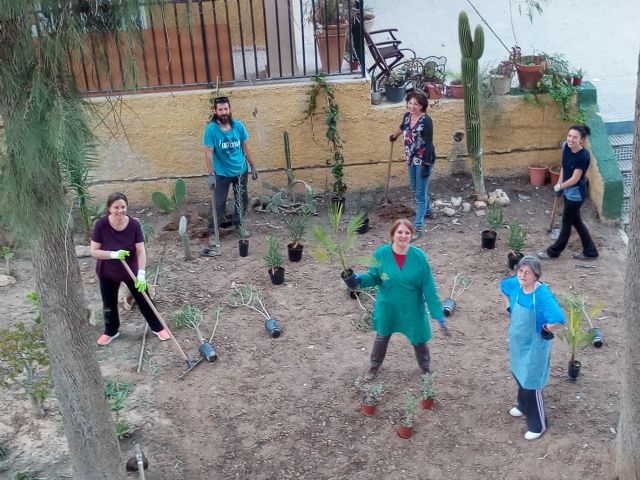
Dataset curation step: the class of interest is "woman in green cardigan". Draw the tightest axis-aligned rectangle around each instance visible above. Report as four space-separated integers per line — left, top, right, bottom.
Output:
351 219 447 381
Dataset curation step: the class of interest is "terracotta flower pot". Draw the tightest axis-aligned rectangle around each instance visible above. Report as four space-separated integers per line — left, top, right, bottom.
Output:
515 56 547 91
361 403 376 416
420 398 434 410
549 164 561 186
528 166 548 186
315 24 348 74
448 83 463 99
397 424 413 439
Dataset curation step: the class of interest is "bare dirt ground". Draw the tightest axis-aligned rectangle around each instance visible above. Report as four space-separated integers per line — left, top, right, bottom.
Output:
0 174 628 479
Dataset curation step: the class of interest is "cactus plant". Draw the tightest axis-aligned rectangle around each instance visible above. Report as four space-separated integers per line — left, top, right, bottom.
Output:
458 11 486 197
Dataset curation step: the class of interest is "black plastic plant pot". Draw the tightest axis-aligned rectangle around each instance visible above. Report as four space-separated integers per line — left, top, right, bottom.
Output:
481 230 497 249
356 217 370 234
268 267 285 285
198 341 217 362
264 318 281 338
507 252 524 270
341 268 359 290
238 239 249 257
287 243 304 262
567 360 581 381
589 327 604 348
442 297 456 317
349 289 360 300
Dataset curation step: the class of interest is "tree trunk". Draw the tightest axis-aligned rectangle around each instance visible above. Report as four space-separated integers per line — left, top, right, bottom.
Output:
616 50 640 480
32 225 126 480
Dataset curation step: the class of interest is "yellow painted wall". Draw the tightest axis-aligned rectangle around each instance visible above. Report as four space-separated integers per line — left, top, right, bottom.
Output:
88 79 570 204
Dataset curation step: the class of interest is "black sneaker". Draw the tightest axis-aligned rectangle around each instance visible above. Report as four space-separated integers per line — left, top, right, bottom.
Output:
364 365 379 381
572 253 598 260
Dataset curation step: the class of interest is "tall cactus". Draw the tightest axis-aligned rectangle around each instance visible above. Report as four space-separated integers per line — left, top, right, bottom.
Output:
458 11 486 197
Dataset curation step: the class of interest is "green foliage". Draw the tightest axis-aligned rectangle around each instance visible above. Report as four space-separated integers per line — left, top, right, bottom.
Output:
354 377 384 406
558 294 602 362
283 131 294 187
264 235 284 271
139 219 153 244
104 377 134 412
305 75 347 196
152 178 187 213
10 470 39 480
485 203 504 232
401 391 418 427
172 304 204 329
312 203 364 274
259 181 316 215
506 221 528 254
234 181 247 229
114 419 135 440
228 282 271 320
80 200 107 237
2 246 14 272
420 372 437 400
286 212 309 248
0 293 50 417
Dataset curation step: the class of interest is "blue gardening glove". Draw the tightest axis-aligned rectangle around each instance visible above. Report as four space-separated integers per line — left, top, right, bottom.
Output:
251 164 259 181
207 174 216 189
135 269 147 292
110 250 130 260
435 317 450 336
421 164 432 178
342 272 360 290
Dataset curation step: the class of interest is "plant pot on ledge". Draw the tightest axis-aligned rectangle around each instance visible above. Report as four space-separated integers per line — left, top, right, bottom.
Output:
315 24 348 73
515 55 547 91
489 74 512 95
528 166 548 186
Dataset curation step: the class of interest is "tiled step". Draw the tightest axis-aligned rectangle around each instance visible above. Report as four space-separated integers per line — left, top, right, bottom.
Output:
608 132 633 226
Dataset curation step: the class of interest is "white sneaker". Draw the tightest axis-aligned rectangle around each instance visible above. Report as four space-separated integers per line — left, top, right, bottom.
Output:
524 431 544 440
509 407 524 417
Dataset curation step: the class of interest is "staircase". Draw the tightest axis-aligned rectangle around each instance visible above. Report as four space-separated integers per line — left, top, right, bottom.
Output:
608 132 633 226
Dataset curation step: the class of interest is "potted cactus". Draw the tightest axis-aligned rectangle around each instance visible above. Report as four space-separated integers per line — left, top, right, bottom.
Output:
397 391 418 439
481 203 504 249
419 372 437 410
354 376 384 416
506 221 527 270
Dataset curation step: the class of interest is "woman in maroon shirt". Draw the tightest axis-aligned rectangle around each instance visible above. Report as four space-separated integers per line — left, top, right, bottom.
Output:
90 192 170 345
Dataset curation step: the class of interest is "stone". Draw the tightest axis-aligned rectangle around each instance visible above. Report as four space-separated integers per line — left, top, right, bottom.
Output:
488 189 510 206
451 196 463 207
475 209 486 217
474 201 487 209
434 199 452 208
462 202 471 213
0 274 16 287
442 207 456 217
75 245 92 258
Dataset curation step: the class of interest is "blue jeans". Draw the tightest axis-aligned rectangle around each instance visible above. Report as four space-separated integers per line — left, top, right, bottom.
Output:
407 164 432 230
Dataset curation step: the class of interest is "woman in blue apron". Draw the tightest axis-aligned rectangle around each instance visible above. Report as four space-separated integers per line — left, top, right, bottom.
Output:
501 256 565 440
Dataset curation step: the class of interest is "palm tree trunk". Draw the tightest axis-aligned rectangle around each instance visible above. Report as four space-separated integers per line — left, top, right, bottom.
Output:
616 50 640 480
32 225 126 479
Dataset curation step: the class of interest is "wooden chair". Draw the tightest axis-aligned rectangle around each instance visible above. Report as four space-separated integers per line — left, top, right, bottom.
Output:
364 28 416 88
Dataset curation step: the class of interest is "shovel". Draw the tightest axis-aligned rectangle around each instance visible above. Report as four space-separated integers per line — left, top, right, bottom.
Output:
547 193 561 234
202 180 223 257
119 260 195 374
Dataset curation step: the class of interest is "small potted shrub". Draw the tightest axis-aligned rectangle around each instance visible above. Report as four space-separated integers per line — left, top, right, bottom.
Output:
419 372 437 410
286 212 309 262
441 272 472 317
370 74 383 105
384 69 406 103
234 183 250 257
489 59 514 95
397 391 418 439
354 376 384 416
264 235 285 285
558 294 600 381
506 221 527 270
512 46 547 91
481 203 504 249
571 68 584 86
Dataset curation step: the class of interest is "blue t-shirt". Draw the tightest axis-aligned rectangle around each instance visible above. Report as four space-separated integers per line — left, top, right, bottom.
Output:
202 119 249 177
561 144 590 201
500 276 565 333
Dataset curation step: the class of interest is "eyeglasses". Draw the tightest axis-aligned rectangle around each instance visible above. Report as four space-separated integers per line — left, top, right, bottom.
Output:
213 96 230 105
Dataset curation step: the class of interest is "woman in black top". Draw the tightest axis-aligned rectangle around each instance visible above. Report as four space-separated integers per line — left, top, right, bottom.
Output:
538 125 599 260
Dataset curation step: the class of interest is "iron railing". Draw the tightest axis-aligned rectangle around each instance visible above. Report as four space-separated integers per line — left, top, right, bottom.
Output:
62 0 366 95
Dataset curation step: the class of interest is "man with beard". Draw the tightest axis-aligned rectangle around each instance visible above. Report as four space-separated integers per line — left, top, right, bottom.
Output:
202 96 259 240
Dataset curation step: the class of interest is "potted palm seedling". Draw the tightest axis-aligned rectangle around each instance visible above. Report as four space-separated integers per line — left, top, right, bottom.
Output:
481 203 504 249
506 221 528 270
286 212 309 262
558 294 599 381
264 235 285 285
228 282 282 338
354 376 384 417
419 372 437 410
397 391 418 439
312 203 365 290
441 273 472 317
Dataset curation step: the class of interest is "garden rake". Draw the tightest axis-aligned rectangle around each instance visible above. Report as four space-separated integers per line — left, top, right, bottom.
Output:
382 141 394 204
119 260 196 375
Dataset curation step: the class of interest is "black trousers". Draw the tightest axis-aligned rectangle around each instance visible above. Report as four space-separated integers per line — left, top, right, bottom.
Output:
369 334 431 372
99 277 163 336
546 198 598 257
208 172 248 233
514 375 547 434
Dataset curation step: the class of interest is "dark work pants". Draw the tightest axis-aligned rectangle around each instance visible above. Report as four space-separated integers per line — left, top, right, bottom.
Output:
369 334 431 372
514 375 547 434
208 172 248 233
546 198 598 257
99 277 163 336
